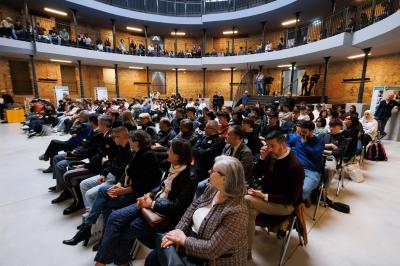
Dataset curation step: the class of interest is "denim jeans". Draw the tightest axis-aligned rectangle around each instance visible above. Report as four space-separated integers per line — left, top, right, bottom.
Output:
85 184 135 225
95 203 156 265
196 178 209 199
256 81 263 95
80 173 116 209
302 169 321 200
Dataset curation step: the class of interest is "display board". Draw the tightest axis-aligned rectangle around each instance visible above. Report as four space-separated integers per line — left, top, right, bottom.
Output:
95 87 108 101
54 86 69 106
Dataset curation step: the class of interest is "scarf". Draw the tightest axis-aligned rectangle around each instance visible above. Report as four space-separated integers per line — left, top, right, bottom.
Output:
156 164 187 199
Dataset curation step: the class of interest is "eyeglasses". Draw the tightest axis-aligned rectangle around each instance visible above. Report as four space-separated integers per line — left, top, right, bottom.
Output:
209 168 224 176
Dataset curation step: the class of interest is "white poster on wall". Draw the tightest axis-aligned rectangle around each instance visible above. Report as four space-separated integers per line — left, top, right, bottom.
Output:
54 86 69 106
95 87 108 101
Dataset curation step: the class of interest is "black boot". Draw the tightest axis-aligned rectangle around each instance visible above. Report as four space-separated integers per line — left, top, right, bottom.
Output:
63 201 84 215
63 185 84 215
48 186 57 192
62 224 91 246
51 190 72 204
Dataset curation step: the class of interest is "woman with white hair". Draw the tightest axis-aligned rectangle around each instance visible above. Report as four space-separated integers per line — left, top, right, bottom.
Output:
360 110 378 146
145 155 248 266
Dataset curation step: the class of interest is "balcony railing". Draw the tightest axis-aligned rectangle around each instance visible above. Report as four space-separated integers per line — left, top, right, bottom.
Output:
2 0 399 59
96 0 276 16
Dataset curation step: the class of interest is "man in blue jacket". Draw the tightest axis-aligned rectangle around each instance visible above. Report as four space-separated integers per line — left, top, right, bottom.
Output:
39 111 91 173
287 120 324 200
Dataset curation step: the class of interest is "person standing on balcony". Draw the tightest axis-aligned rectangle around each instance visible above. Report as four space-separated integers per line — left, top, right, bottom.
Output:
242 90 249 108
256 71 264 96
217 92 224 111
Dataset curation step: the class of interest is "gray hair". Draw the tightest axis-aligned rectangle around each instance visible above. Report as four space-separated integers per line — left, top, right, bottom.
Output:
214 155 245 198
98 115 112 128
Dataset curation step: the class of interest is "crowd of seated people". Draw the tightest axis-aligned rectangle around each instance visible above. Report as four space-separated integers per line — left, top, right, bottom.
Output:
25 90 380 265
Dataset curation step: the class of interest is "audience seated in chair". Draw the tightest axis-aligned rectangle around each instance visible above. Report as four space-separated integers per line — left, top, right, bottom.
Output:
145 156 249 266
246 130 304 261
287 120 324 201
94 139 196 265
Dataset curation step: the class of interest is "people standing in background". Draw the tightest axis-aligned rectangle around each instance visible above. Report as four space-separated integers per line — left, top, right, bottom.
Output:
301 72 309 96
217 91 224 111
256 71 264 96
374 93 400 137
212 92 219 112
242 90 249 108
285 92 296 111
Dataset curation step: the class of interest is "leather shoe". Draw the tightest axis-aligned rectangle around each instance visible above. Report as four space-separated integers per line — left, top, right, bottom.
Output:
48 186 57 192
51 191 72 204
42 166 53 173
63 201 84 215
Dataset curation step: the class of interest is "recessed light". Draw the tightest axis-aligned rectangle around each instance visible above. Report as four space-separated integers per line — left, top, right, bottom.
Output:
221 68 235 71
281 19 299 26
277 64 292 68
50 59 72 63
347 53 371 59
129 66 144 69
126 27 143 32
171 32 186 36
44 7 67 16
172 68 186 71
223 30 238 35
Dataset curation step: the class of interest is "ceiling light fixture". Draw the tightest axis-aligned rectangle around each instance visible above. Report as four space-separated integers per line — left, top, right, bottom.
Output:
44 7 67 16
347 53 371 59
126 27 143 32
281 19 299 26
50 59 72 63
171 32 186 36
172 68 186 71
129 66 144 69
223 30 238 35
221 68 235 71
277 64 292 68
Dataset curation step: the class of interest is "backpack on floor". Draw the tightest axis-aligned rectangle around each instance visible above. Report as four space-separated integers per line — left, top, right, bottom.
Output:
366 141 388 161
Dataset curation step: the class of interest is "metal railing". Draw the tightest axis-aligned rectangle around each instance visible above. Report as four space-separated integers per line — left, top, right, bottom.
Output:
97 0 276 16
233 68 257 106
5 0 399 60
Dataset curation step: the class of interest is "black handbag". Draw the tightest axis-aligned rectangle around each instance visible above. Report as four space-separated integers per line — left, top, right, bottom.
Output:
155 233 206 266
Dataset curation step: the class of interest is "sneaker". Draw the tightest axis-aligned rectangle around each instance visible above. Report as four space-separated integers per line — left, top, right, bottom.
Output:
21 125 29 130
42 166 53 173
38 154 49 161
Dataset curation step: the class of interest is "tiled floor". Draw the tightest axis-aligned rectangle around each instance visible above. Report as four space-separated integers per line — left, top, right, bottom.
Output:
0 123 399 266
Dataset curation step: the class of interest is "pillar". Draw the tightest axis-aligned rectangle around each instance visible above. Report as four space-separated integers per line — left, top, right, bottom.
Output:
111 19 116 52
231 27 235 56
358 48 371 103
261 21 266 49
202 28 206 57
30 55 39 98
146 66 150 97
294 12 300 46
144 25 148 56
72 9 78 47
202 68 206 97
23 1 29 29
175 68 179 96
230 67 234 100
289 62 296 95
321 56 331 103
114 64 120 98
78 60 84 98
174 28 178 57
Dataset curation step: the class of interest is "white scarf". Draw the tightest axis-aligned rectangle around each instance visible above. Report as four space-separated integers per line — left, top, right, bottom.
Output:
158 164 187 199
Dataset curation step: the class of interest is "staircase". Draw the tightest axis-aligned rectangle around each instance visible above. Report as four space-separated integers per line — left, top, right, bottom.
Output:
245 95 325 108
